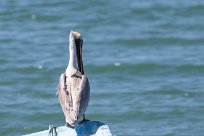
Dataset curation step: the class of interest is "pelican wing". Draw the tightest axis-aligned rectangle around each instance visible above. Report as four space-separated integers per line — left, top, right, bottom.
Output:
57 74 70 121
72 74 90 120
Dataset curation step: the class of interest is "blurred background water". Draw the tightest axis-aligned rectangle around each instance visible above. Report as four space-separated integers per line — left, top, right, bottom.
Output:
1 0 204 135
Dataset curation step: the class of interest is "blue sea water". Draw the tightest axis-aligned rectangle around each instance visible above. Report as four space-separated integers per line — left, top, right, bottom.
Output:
1 0 204 135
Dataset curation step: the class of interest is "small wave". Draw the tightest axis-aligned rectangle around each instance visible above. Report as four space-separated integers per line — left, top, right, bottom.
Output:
86 63 204 75
111 37 204 46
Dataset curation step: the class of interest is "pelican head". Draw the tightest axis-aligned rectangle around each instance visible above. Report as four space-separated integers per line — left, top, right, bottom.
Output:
73 32 84 75
66 31 84 77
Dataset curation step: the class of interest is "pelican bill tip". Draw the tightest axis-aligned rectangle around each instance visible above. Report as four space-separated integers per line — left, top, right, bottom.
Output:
73 31 83 40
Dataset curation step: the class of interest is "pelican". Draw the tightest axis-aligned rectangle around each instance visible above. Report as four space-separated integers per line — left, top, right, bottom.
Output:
57 31 90 128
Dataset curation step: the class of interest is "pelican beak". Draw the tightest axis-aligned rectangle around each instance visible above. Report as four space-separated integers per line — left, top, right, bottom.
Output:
75 37 84 75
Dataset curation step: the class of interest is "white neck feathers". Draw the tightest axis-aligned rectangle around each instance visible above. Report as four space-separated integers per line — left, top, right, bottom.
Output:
66 31 77 77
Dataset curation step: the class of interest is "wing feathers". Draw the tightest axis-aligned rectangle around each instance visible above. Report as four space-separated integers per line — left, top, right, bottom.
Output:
57 73 90 126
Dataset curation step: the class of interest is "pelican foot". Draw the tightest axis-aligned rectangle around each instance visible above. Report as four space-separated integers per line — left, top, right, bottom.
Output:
65 122 74 129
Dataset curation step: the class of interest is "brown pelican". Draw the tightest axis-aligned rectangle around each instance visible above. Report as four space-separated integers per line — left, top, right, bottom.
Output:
57 31 90 127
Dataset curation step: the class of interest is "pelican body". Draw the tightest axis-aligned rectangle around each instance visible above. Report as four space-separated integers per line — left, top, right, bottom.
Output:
57 31 90 127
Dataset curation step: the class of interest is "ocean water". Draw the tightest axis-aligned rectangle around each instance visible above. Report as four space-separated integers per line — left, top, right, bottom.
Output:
1 0 204 135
